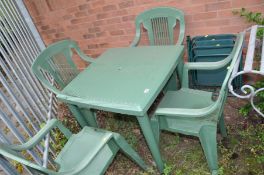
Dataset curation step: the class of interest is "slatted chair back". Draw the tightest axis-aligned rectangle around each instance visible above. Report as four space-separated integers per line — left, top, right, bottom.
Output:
130 7 185 46
32 40 95 95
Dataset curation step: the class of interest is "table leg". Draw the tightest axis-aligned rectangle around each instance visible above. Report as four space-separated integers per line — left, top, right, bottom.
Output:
67 104 89 128
80 108 98 127
177 49 184 84
137 115 164 173
164 70 178 91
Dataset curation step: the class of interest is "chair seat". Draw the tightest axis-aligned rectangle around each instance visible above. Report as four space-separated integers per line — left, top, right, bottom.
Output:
158 88 214 110
55 127 117 174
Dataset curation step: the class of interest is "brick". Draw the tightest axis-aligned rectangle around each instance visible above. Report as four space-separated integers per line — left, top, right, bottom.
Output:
185 15 193 22
83 33 95 39
122 15 136 22
34 16 45 21
190 0 220 5
206 19 230 27
134 0 153 5
205 1 231 11
119 1 134 9
41 25 49 30
229 18 246 26
118 22 134 29
89 7 102 14
66 25 77 31
187 26 221 35
96 31 107 37
75 12 87 18
97 13 108 20
217 9 234 18
88 27 101 33
186 21 205 29
220 25 248 33
112 10 128 16
107 17 121 24
25 0 264 64
71 17 89 24
183 5 205 14
103 5 117 11
55 33 65 38
42 29 56 34
193 12 217 21
93 20 105 26
79 4 90 10
92 0 105 8
99 42 109 48
66 6 79 13
110 30 124 36
63 14 73 20
35 22 43 27
87 44 99 49
232 0 264 8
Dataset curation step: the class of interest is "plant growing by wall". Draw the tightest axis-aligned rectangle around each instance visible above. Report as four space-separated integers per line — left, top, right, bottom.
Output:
233 8 264 38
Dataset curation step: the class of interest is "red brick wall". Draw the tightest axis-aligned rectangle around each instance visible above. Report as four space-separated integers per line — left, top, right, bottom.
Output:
24 0 264 61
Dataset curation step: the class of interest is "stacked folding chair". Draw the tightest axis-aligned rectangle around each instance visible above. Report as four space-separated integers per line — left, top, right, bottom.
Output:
187 34 242 87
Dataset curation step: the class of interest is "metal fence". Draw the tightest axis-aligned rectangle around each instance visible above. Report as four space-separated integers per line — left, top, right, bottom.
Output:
0 0 57 174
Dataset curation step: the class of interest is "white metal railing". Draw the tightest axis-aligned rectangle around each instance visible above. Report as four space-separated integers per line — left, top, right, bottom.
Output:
0 0 57 174
228 25 264 117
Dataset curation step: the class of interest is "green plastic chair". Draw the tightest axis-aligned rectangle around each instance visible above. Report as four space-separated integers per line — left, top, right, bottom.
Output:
130 7 185 46
0 119 147 174
32 39 95 95
32 40 97 128
151 33 244 175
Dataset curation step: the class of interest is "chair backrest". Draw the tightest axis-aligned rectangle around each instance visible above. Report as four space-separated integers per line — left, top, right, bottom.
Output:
134 7 185 45
32 40 90 95
214 33 244 118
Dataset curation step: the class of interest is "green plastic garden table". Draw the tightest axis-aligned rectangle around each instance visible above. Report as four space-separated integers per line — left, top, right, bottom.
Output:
57 45 184 173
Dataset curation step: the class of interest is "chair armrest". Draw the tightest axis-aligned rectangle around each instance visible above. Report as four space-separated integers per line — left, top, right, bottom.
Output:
176 21 185 46
9 119 72 151
0 143 56 174
130 25 141 47
130 36 140 47
181 55 232 88
75 47 96 63
155 103 218 118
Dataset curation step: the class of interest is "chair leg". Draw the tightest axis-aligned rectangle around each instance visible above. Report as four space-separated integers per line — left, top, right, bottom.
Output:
199 125 218 174
219 113 227 138
150 115 160 143
113 133 148 170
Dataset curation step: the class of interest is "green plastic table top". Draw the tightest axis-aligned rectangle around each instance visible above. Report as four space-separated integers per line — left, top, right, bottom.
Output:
57 45 184 116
